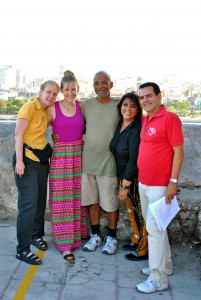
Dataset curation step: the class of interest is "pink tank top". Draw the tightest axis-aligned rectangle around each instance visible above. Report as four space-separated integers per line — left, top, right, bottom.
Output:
51 100 84 143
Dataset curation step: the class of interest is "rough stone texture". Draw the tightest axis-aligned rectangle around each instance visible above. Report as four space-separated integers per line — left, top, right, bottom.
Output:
0 223 201 300
196 210 201 240
180 124 201 187
169 187 201 243
0 122 201 242
0 122 17 219
0 123 53 221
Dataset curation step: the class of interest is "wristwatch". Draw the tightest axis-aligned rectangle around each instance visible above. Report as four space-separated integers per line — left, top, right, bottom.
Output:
170 178 178 183
121 184 129 190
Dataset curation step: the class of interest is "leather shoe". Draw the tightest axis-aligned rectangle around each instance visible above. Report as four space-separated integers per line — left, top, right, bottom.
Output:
125 252 148 261
122 243 137 251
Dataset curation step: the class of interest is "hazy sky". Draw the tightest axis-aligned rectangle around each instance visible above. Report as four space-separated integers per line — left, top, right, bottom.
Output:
1 0 201 81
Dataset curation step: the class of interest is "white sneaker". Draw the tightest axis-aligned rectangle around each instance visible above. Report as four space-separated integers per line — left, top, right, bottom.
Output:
102 236 117 255
136 279 168 293
83 234 102 251
142 267 173 276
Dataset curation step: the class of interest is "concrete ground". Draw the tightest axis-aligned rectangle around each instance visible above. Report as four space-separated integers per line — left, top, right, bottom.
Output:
0 221 200 300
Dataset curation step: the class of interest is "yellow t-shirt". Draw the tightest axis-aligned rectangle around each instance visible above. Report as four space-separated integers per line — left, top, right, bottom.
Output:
17 97 48 161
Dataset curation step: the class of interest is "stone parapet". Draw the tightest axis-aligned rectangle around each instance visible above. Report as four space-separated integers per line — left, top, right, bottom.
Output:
0 121 200 242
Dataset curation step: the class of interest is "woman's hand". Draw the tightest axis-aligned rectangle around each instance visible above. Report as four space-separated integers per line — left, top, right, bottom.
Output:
118 186 129 202
15 161 25 177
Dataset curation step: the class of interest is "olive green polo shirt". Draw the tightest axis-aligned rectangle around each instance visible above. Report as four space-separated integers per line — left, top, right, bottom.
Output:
82 98 119 176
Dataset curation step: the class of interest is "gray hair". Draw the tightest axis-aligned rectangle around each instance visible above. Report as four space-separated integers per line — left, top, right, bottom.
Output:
40 80 59 91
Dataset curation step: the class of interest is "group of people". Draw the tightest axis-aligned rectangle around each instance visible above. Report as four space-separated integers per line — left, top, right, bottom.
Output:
13 70 184 294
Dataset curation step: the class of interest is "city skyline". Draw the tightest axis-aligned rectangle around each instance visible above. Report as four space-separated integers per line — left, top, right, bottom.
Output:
1 64 201 102
1 0 201 82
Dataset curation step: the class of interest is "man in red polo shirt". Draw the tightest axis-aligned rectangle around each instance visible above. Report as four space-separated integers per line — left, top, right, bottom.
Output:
136 82 184 294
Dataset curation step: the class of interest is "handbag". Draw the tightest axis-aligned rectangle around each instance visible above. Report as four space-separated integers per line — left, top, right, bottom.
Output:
24 143 52 164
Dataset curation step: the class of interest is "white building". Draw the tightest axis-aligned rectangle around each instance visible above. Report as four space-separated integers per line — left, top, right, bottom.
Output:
0 65 15 90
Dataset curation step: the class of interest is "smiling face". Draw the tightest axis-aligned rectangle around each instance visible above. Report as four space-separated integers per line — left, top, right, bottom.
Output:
61 81 79 103
139 86 162 117
39 83 59 109
93 72 113 100
121 98 138 122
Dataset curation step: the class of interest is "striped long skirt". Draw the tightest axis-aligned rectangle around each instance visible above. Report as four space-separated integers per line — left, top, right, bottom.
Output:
49 141 88 252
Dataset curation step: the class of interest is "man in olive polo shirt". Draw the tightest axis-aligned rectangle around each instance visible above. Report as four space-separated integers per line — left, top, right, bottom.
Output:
81 71 120 255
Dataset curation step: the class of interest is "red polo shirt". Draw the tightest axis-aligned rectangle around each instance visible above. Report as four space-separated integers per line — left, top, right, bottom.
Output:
137 105 184 186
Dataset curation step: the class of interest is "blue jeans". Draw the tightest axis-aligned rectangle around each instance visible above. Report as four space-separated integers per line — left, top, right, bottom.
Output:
13 154 49 253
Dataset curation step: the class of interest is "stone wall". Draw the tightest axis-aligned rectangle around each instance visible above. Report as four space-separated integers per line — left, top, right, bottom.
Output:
0 121 200 242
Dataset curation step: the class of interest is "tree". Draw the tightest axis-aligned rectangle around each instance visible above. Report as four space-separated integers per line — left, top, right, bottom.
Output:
166 100 189 113
12 99 27 106
0 99 28 114
6 104 19 114
188 110 197 117
0 100 7 110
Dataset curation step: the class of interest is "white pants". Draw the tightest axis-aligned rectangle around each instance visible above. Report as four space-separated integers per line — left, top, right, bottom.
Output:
139 182 173 286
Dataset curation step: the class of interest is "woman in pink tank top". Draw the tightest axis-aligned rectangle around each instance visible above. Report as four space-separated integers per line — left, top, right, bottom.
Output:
47 71 88 261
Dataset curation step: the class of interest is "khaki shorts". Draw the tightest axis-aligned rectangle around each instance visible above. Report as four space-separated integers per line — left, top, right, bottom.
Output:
81 173 119 212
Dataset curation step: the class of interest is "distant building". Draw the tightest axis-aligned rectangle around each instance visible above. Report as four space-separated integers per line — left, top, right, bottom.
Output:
0 66 15 90
136 77 143 91
16 69 20 88
112 76 136 96
194 98 201 108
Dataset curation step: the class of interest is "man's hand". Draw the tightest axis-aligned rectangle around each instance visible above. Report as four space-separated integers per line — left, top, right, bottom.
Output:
165 182 177 204
52 133 59 143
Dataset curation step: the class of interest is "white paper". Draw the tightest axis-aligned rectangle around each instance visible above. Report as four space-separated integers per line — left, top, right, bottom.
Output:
149 196 180 231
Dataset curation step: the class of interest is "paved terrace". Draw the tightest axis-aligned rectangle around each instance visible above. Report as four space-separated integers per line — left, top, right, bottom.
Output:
0 221 200 300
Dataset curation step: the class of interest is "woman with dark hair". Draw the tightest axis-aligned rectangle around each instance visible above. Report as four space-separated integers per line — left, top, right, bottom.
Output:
110 91 148 260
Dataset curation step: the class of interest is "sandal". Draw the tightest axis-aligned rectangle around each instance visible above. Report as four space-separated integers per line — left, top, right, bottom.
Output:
63 252 75 261
16 250 42 265
31 237 48 251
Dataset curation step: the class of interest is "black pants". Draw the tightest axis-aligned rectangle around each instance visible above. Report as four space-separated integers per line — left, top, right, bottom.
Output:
13 155 49 253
